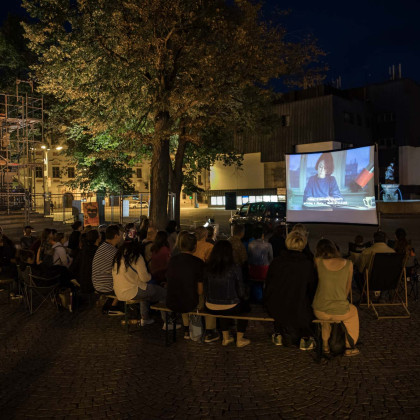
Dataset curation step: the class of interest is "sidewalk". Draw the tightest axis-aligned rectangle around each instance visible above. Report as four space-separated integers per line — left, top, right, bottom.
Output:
0 295 419 418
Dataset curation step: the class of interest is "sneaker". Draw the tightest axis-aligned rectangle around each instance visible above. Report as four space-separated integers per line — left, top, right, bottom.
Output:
162 323 182 330
140 318 155 326
204 331 220 343
222 337 234 346
272 334 283 346
299 337 315 351
107 310 125 316
184 331 191 340
236 338 251 348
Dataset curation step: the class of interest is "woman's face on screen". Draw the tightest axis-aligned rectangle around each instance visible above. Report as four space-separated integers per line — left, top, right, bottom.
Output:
317 160 326 178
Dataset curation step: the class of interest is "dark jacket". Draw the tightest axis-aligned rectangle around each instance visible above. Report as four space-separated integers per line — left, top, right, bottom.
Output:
204 264 244 305
166 253 204 313
78 243 98 293
264 250 316 329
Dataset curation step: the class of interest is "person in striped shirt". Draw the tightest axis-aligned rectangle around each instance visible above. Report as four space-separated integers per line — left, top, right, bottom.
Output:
92 225 123 315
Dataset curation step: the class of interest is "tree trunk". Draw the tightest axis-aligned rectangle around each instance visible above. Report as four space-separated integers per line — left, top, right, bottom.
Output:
169 135 188 227
149 113 170 229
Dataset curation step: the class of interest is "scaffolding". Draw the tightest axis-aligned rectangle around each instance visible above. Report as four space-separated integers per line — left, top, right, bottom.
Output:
0 82 43 214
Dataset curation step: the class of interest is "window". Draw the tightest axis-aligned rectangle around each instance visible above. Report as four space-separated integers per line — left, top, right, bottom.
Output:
198 174 202 185
52 167 60 178
136 168 142 178
35 167 43 178
281 115 290 127
67 167 75 178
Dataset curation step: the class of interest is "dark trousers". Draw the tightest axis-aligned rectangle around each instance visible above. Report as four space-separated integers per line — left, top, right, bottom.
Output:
206 301 249 333
274 320 314 346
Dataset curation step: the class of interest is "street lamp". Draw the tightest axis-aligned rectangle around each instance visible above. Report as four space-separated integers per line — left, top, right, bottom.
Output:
40 144 62 215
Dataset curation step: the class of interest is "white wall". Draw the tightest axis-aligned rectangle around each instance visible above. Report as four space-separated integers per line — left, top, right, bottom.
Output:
295 141 342 153
210 153 264 190
399 146 420 185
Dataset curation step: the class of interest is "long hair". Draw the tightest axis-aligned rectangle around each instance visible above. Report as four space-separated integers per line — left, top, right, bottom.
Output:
315 238 341 259
206 240 234 276
315 152 334 175
113 241 145 274
151 231 169 253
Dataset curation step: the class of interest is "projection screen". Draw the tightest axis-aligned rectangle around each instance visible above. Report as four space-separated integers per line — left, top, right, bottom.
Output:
285 145 378 225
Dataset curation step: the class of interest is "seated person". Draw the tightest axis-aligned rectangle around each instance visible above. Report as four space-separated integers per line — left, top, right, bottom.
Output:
150 231 171 285
203 240 250 348
193 226 214 263
92 225 123 315
357 231 395 275
313 239 359 356
52 232 72 268
20 226 36 250
303 152 343 205
247 225 273 281
112 241 167 326
264 231 317 350
165 233 205 339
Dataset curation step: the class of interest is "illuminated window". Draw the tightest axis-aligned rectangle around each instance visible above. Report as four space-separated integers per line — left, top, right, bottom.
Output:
270 195 277 202
236 196 242 205
263 195 271 202
211 197 217 205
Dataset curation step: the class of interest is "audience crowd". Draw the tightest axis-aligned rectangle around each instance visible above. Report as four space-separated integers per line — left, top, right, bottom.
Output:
2 216 416 355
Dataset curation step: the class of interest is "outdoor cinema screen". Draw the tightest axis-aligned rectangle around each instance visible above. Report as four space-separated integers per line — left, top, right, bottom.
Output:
285 145 378 225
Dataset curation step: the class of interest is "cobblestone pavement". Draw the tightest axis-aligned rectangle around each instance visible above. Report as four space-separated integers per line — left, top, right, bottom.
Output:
0 294 419 419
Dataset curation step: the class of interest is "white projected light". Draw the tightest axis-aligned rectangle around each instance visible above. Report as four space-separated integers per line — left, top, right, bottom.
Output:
285 145 378 225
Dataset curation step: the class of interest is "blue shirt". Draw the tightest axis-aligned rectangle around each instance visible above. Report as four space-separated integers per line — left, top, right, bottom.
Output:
303 175 342 203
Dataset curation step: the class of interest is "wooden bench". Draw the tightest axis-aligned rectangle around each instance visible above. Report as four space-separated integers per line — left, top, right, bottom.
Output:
103 294 146 333
150 302 274 346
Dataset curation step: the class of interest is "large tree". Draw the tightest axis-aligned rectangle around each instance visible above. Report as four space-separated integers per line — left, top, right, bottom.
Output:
23 0 325 227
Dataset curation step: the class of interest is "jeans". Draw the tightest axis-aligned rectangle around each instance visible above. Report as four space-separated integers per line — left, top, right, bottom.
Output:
134 283 167 320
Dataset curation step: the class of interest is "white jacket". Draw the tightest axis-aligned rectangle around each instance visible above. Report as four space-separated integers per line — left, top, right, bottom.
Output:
112 255 151 301
52 242 72 268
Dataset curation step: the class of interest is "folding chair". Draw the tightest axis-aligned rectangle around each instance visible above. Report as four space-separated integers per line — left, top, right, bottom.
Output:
23 267 60 314
361 253 410 319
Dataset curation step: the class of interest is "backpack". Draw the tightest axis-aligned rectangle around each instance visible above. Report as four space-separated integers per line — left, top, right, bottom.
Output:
328 321 355 356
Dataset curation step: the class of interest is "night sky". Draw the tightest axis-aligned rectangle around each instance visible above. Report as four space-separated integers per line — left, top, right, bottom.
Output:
1 0 419 89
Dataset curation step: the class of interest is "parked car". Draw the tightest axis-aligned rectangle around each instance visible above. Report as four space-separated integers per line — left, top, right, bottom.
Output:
229 201 286 229
129 201 149 209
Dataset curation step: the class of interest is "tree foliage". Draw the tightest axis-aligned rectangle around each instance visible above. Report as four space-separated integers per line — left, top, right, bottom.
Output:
23 0 326 226
65 126 137 194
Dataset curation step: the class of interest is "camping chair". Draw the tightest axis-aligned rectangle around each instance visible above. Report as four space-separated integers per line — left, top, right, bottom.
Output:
361 253 410 319
22 266 60 314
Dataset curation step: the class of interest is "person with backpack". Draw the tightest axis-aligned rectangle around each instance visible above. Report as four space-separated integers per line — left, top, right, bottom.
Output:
313 239 360 356
112 240 167 326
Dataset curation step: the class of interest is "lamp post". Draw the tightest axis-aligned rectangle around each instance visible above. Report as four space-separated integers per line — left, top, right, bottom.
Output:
41 144 63 215
41 145 50 215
